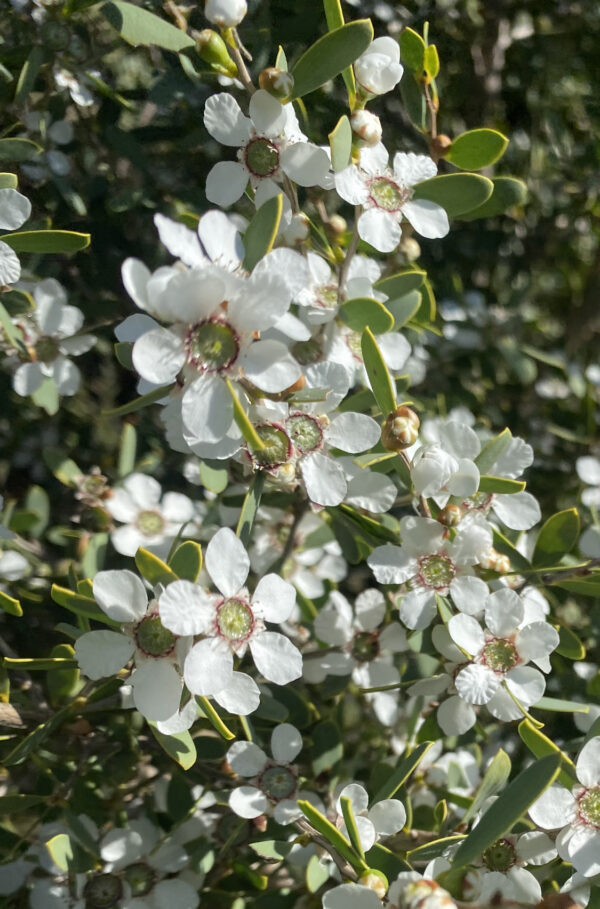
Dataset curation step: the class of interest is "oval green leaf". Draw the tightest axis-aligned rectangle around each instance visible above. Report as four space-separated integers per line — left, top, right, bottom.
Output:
0 138 42 162
375 269 426 298
135 547 177 586
446 128 508 171
478 475 526 494
1 230 91 253
339 297 394 334
149 723 197 770
102 1 195 51
459 176 527 220
413 173 493 216
168 540 203 582
361 326 396 415
399 27 425 72
290 19 374 100
533 508 580 568
328 115 352 173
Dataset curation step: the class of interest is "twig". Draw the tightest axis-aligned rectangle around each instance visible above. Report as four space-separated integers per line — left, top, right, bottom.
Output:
229 32 255 94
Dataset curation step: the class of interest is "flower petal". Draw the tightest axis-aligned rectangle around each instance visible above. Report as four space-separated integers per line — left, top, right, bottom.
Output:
213 671 261 715
402 199 449 239
358 208 401 253
93 569 148 623
326 412 380 453
227 740 268 776
206 526 249 597
132 327 184 385
281 143 330 186
131 660 183 722
249 89 286 137
206 161 248 207
249 631 302 685
271 723 303 764
159 580 217 635
300 452 347 507
184 638 233 696
75 630 134 680
229 785 268 819
368 799 406 836
252 574 296 623
204 93 251 146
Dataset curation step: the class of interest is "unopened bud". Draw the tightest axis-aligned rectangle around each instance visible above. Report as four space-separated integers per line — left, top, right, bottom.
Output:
400 237 421 262
327 214 347 237
258 67 294 100
196 29 238 77
286 212 310 244
431 134 452 158
350 109 382 147
359 870 388 899
204 0 247 28
398 880 458 909
381 406 420 451
479 547 511 573
437 504 463 527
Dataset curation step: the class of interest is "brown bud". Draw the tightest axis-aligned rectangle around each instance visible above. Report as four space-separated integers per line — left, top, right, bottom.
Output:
437 504 463 527
431 134 452 158
258 67 294 100
381 406 420 451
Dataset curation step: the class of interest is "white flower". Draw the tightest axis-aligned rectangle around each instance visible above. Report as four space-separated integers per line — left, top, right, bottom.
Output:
334 782 406 851
54 67 95 107
203 90 330 206
74 569 189 722
529 737 600 878
107 473 195 558
0 188 32 284
466 830 557 904
12 279 96 399
577 456 600 507
205 0 247 28
159 527 302 701
408 419 481 504
305 589 406 725
335 145 449 252
227 723 320 823
448 588 558 720
354 37 404 96
368 515 492 631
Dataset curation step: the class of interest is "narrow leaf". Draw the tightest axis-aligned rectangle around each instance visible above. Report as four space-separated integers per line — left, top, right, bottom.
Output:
102 1 195 51
461 749 511 825
298 800 368 873
339 297 394 334
361 326 396 414
103 383 175 416
51 585 119 627
1 230 90 253
0 138 42 162
149 723 197 769
341 795 365 858
328 115 352 172
236 472 265 548
478 476 526 494
518 719 577 788
243 194 283 271
226 379 264 450
371 741 434 804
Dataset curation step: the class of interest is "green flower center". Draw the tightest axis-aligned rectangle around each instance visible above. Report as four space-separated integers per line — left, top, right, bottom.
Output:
244 137 280 177
579 787 600 827
135 614 176 657
316 284 339 311
418 554 456 589
259 765 297 800
253 423 292 469
186 320 239 372
351 631 380 663
287 413 323 454
483 638 518 673
83 873 123 908
136 510 165 537
35 336 60 363
217 598 254 642
291 337 323 366
482 838 516 872
123 862 156 897
369 176 410 212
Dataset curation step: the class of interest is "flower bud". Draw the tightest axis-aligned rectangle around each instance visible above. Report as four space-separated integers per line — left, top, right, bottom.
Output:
479 547 511 573
400 237 421 262
196 29 238 77
381 406 420 451
326 214 347 237
431 134 452 158
350 110 382 147
285 212 310 244
204 0 247 28
398 880 458 909
437 504 463 527
258 67 294 100
354 37 404 96
359 870 388 899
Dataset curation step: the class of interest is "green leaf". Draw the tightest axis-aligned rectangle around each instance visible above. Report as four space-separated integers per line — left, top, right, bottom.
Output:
43 449 82 487
461 749 511 825
197 460 228 493
459 177 527 220
149 723 197 769
451 754 561 869
46 834 73 871
492 528 531 572
196 696 235 740
400 27 426 72
371 742 434 803
364 842 411 877
249 840 293 862
341 795 365 858
424 44 439 79
311 720 343 776
1 230 90 253
533 697 589 713
3 657 78 671
298 800 367 874
51 585 119 627
31 377 59 415
407 836 466 863
0 138 42 162
306 853 330 893
47 644 79 705
168 541 203 582
0 590 22 617
102 1 195 51
0 300 25 353
135 548 177 586
226 379 264 451
0 173 18 189
518 719 577 788
243 195 283 271
14 46 46 105
413 173 493 216
114 341 134 370
385 291 422 329
290 19 374 100
533 508 580 568
118 422 137 478
555 624 586 660
552 574 600 597
322 0 356 104
339 297 394 334
361 326 396 415
236 472 265 548
0 794 45 813
446 129 508 170
400 72 426 131
375 269 426 298
103 383 175 416
25 485 49 537
328 115 352 173
475 428 512 474
478 476 526 494
81 532 108 577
